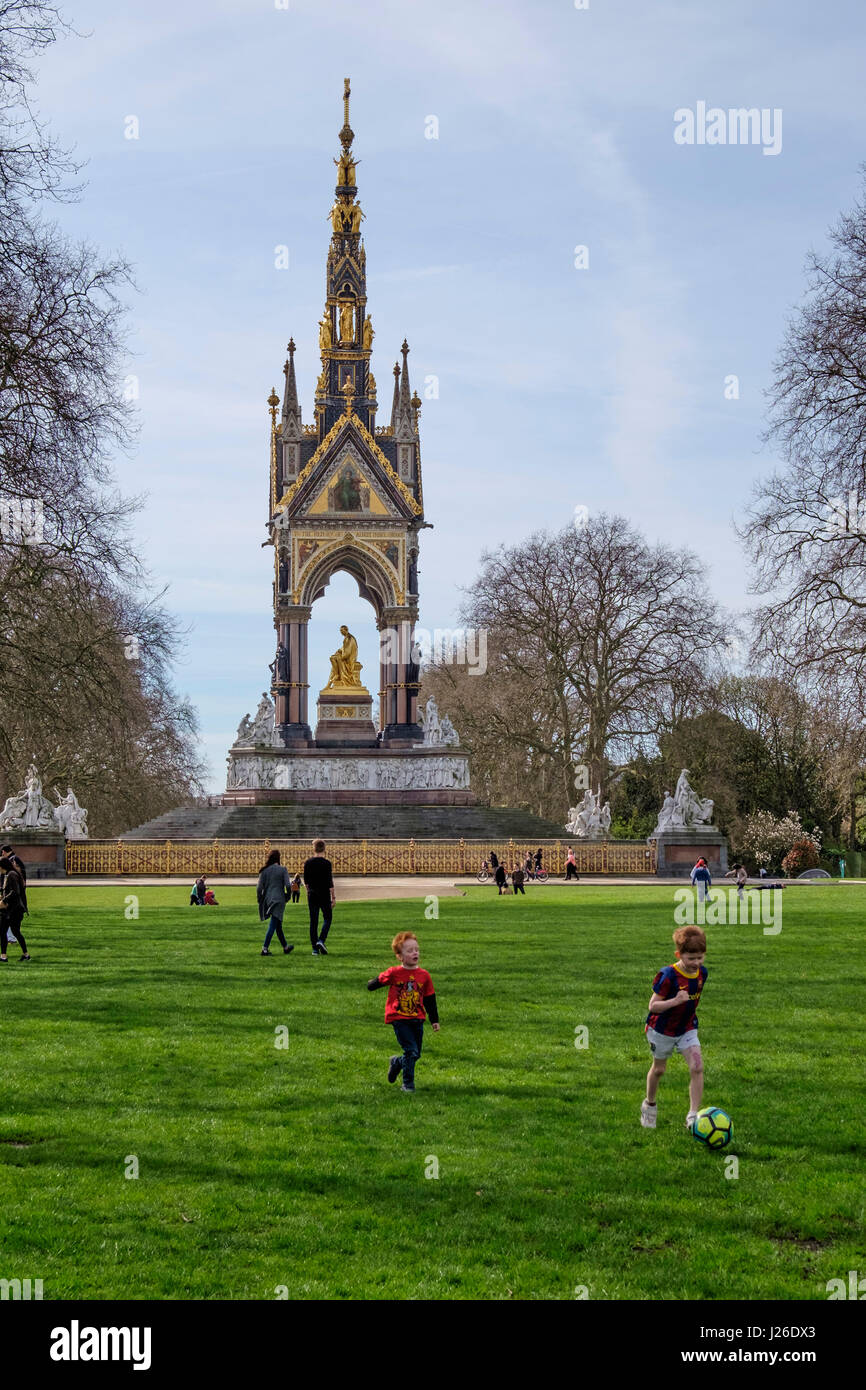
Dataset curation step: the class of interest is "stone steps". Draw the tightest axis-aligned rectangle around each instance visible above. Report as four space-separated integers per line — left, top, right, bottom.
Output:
120 803 567 841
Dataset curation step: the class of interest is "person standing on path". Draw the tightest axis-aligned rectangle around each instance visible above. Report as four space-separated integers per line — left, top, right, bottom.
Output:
494 862 507 895
690 857 712 903
565 847 579 881
304 838 335 955
257 850 295 957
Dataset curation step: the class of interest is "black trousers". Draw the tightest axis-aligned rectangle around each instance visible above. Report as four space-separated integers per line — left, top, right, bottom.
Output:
0 909 26 954
513 883 525 894
308 896 333 948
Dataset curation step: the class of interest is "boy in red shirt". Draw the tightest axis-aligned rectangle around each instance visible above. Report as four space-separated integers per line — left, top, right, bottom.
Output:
367 931 440 1092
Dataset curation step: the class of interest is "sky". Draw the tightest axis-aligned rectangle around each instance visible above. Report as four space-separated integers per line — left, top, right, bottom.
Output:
30 0 866 789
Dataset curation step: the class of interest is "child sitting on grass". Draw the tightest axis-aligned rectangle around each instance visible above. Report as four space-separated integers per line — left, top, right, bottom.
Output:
367 931 440 1093
640 925 707 1132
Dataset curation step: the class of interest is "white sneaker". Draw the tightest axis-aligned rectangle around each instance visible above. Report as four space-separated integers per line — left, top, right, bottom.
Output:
640 1100 657 1129
685 1111 698 1131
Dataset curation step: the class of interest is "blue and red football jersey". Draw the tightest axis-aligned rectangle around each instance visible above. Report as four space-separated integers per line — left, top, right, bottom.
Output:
646 962 707 1036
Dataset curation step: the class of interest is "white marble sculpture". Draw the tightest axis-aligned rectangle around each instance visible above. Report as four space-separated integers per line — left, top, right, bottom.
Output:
233 693 281 748
0 764 56 832
566 787 611 840
651 768 714 836
416 700 460 749
0 764 87 834
418 699 441 745
440 715 460 747
53 787 89 840
225 752 471 792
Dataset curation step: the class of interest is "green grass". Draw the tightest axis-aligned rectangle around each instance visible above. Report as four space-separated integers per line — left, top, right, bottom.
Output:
0 882 862 1300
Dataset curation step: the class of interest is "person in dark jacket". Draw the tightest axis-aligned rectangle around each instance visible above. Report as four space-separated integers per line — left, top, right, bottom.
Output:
257 850 295 957
0 854 30 961
511 865 526 896
304 838 335 956
494 862 507 895
0 844 27 947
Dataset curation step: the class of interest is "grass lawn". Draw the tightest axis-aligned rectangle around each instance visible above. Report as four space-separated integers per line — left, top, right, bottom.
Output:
0 882 862 1300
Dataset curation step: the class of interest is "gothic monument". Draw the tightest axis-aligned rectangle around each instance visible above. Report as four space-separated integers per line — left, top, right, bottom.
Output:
224 81 472 809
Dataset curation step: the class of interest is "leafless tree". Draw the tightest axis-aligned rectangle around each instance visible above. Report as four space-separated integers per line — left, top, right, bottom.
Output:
0 2 204 830
741 170 866 681
425 516 723 822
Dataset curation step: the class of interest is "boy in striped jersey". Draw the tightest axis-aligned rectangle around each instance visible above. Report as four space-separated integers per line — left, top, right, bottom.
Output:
640 926 707 1131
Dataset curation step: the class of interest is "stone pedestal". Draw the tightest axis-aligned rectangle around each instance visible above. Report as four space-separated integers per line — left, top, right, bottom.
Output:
314 686 378 748
1 830 67 878
651 829 728 878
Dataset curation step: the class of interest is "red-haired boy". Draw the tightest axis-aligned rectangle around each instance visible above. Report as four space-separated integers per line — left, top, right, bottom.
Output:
367 931 440 1093
640 925 707 1131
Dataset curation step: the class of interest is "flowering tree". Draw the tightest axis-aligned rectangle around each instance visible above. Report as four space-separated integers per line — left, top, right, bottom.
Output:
739 811 822 870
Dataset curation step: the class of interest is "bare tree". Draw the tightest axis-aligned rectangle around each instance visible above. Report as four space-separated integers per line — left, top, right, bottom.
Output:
0 2 204 829
741 170 866 679
427 516 722 822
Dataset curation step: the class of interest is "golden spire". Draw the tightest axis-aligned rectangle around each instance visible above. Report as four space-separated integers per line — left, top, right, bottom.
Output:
267 387 279 430
340 77 353 153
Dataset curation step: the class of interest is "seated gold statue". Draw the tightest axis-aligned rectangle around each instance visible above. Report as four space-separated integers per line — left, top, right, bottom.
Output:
326 625 363 690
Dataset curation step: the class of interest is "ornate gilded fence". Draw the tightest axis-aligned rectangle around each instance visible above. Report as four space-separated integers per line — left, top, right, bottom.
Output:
65 839 657 876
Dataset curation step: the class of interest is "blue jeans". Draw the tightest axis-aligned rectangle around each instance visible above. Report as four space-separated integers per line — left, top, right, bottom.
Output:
392 1020 424 1088
263 915 287 950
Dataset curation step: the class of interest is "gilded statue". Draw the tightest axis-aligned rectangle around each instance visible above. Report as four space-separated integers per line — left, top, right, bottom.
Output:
339 301 354 342
319 315 332 351
362 315 374 350
326 625 363 690
335 152 357 187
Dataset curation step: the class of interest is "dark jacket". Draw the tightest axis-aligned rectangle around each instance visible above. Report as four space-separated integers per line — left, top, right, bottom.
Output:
0 867 27 920
258 863 291 922
494 865 507 886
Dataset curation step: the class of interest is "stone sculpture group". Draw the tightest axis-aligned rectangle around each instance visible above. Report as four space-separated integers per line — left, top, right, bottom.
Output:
0 764 89 839
565 788 612 840
416 699 460 748
651 769 714 836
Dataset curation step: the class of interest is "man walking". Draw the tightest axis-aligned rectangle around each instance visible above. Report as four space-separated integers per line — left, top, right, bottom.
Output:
304 838 336 955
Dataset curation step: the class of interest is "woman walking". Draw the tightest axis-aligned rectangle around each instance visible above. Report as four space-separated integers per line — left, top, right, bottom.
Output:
0 853 30 962
257 850 295 957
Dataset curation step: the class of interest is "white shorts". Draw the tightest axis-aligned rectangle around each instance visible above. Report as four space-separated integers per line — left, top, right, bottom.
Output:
646 1027 701 1059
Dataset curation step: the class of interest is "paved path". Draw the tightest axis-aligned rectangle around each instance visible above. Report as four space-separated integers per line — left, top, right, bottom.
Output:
29 874 846 899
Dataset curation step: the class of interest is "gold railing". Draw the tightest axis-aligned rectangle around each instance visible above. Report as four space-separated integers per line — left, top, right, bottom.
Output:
65 839 656 876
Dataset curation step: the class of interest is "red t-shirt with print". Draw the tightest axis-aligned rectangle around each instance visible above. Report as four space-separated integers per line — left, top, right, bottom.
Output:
377 966 435 1023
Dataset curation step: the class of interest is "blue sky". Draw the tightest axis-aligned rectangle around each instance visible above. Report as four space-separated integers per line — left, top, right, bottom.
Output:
33 0 866 789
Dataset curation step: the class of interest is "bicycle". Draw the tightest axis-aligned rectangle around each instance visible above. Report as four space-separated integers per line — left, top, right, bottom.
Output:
476 860 491 883
525 866 549 884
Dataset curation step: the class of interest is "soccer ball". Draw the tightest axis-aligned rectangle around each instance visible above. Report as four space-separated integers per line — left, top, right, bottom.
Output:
692 1106 733 1150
